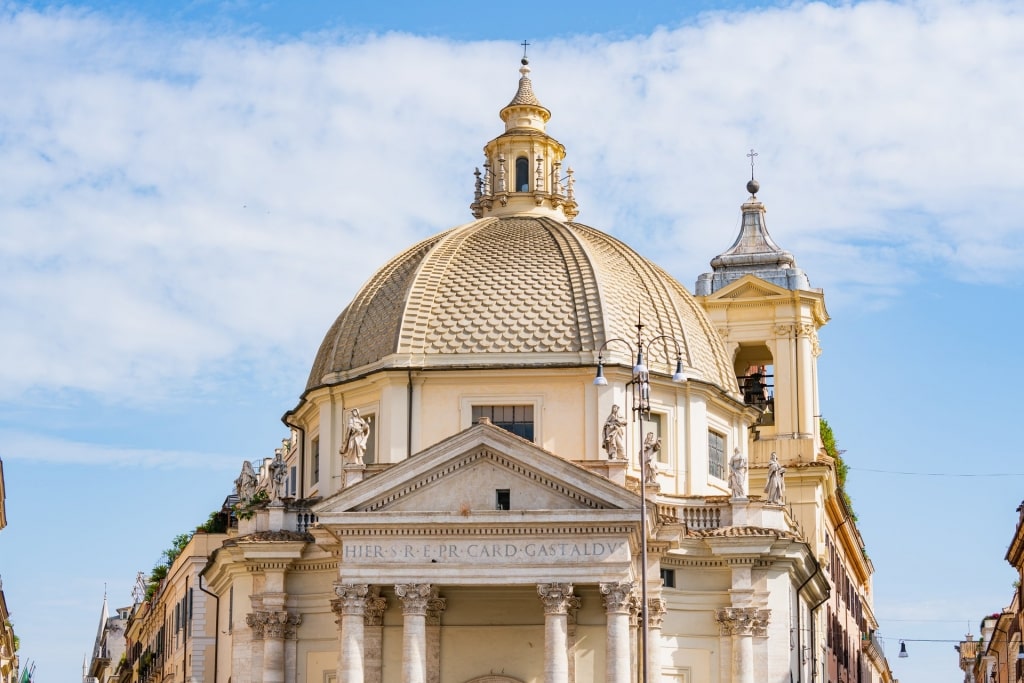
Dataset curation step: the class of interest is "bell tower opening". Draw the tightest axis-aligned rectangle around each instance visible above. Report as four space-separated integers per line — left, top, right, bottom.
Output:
734 343 774 423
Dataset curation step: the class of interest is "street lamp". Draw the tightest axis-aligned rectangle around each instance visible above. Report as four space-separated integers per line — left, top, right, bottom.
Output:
593 315 688 683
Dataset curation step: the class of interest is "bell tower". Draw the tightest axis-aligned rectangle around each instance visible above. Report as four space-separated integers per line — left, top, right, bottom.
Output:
470 56 579 221
694 175 829 469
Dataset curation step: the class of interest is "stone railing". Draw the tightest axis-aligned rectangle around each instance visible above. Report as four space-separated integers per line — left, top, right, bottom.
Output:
657 499 730 530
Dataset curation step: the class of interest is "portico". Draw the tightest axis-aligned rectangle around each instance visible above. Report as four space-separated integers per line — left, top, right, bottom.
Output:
315 423 658 683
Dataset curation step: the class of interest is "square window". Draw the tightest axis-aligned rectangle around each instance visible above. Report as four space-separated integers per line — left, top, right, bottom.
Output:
660 568 676 588
471 405 535 441
496 489 511 510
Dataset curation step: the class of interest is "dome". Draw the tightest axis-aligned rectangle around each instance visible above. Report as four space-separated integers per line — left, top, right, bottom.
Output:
306 215 737 393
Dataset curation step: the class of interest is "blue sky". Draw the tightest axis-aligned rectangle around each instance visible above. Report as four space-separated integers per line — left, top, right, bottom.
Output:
2 1 1023 681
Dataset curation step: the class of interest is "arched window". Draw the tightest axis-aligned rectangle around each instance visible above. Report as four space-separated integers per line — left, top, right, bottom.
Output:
515 156 529 192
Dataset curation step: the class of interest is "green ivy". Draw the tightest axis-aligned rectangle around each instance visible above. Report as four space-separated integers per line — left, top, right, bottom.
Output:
820 417 856 522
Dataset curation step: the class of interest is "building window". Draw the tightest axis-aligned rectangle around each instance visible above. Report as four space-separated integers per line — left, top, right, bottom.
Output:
708 430 725 479
310 436 320 485
289 465 297 497
660 568 676 588
496 489 511 510
515 156 529 191
472 405 534 441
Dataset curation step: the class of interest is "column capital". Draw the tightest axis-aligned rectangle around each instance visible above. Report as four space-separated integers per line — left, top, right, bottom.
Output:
332 583 370 618
247 610 302 640
426 589 447 626
395 583 434 616
599 581 635 614
647 597 667 629
365 587 388 626
537 582 575 615
715 607 770 636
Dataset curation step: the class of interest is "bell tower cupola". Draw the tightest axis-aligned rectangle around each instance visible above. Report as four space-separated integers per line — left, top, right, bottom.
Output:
470 55 579 220
694 166 829 470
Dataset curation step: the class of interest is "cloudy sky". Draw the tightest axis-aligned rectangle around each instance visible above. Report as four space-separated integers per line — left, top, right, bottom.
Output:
1 1 1023 681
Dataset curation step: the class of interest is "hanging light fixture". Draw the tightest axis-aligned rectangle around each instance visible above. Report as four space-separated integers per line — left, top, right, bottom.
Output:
898 640 908 658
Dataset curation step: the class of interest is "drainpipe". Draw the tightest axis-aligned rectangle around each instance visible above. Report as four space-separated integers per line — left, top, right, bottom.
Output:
282 415 305 500
796 554 827 683
198 574 220 683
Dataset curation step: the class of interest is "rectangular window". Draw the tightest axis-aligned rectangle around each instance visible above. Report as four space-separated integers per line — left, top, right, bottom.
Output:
289 465 297 497
660 568 676 588
472 405 535 441
310 437 320 485
708 431 726 479
496 489 511 510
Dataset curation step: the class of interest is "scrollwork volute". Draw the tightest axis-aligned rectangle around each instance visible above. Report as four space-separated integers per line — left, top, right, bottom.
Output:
537 582 575 615
426 586 447 626
715 607 770 637
647 597 667 629
395 583 434 616
247 610 301 640
599 581 635 614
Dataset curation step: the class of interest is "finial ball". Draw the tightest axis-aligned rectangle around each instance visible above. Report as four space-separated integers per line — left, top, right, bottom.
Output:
521 57 529 66
746 179 760 195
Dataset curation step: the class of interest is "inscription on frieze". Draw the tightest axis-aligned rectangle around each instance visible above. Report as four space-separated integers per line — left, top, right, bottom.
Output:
342 538 628 564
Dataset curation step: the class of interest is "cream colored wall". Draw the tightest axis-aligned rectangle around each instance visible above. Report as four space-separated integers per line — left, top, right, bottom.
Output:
299 365 749 501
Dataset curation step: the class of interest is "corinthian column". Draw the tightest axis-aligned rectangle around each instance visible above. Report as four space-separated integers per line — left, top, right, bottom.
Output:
396 583 433 683
247 610 301 683
600 582 634 683
332 584 369 683
715 607 770 683
538 583 575 683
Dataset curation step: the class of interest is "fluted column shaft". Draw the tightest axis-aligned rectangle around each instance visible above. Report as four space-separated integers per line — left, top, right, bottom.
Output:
600 582 634 683
396 584 433 683
538 583 575 683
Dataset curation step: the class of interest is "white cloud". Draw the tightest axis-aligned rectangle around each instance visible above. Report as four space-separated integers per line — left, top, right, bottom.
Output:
0 2 1022 402
0 428 241 468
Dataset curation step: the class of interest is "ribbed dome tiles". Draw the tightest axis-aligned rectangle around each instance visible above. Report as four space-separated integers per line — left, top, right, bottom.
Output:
307 216 737 394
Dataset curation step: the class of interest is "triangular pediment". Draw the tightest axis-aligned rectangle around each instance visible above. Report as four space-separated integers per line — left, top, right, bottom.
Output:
707 274 790 301
314 422 640 518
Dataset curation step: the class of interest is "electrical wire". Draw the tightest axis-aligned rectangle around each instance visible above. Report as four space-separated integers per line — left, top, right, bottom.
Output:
848 466 1024 477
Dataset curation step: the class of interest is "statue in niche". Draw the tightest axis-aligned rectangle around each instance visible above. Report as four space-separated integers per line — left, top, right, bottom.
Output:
728 448 748 499
764 452 786 505
234 460 258 503
341 408 370 465
602 405 627 459
642 432 661 482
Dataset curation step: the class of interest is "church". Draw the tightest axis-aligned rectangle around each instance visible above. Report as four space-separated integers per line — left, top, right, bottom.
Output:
107 56 893 683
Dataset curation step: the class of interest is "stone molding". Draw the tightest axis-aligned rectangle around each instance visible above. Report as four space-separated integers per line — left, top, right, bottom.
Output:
246 610 302 640
395 583 434 616
714 607 770 637
599 581 635 614
537 582 575 614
